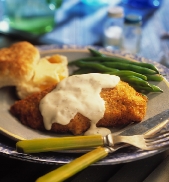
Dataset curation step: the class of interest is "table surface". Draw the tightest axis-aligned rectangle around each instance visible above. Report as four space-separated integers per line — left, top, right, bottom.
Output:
1 0 169 181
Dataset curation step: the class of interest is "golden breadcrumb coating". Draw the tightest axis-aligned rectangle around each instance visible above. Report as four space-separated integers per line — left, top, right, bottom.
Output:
10 81 147 135
98 81 147 127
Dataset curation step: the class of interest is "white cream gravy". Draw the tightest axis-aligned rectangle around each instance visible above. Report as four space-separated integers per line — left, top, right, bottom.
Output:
39 73 120 136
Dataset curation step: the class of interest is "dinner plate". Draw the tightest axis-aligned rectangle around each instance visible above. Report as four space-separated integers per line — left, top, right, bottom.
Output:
0 45 169 165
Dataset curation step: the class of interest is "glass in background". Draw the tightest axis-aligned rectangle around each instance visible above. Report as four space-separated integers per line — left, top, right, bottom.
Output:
1 0 62 35
81 0 108 6
103 6 124 50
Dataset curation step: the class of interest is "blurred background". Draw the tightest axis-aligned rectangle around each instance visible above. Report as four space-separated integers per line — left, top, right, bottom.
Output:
0 0 169 67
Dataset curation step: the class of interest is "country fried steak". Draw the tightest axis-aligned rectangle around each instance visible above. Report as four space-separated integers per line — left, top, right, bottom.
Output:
10 81 147 135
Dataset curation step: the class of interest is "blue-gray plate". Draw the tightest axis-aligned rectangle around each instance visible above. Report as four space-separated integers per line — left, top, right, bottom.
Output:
0 45 169 165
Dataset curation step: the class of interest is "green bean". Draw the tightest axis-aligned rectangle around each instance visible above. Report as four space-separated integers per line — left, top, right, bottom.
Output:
146 74 163 81
69 57 100 66
88 48 105 57
88 48 159 73
75 61 119 72
133 62 159 73
105 70 147 81
103 62 156 75
72 68 97 75
118 61 159 73
69 57 134 65
149 84 163 92
72 68 147 81
130 85 152 93
69 56 159 74
130 84 163 93
120 76 152 88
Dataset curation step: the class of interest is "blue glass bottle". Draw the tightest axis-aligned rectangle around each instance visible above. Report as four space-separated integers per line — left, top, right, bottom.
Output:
122 14 142 54
123 0 162 9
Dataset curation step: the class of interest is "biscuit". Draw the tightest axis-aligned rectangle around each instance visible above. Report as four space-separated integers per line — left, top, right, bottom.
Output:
0 41 40 87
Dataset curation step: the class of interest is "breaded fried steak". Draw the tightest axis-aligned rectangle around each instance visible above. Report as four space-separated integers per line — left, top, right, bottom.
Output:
10 81 147 135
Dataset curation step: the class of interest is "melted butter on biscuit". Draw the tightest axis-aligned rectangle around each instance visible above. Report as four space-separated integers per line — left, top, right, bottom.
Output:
39 73 120 136
16 55 68 99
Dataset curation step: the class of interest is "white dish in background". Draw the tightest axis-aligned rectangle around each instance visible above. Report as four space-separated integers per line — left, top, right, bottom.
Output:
0 45 169 165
